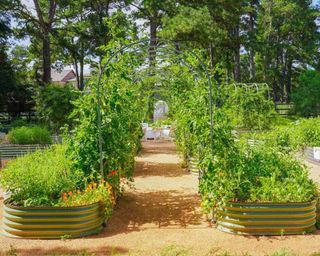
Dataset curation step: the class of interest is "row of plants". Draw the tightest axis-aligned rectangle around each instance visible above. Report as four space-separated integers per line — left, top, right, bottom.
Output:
166 58 319 234
0 51 146 238
240 118 320 152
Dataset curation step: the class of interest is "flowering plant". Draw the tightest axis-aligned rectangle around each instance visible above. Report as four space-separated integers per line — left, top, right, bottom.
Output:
58 180 115 218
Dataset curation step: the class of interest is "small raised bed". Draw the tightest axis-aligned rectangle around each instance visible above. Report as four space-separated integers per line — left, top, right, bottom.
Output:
217 200 317 235
317 199 320 229
2 200 104 239
305 147 320 165
0 144 49 167
188 157 199 175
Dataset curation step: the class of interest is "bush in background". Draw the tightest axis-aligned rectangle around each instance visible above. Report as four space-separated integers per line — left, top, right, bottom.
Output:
7 126 52 144
34 85 79 133
222 84 277 131
292 70 320 117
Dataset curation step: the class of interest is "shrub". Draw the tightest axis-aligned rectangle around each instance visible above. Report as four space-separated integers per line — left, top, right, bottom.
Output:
298 118 320 147
223 84 277 130
253 117 320 151
292 70 320 117
11 118 27 128
34 85 79 133
7 126 52 144
0 145 83 206
67 54 145 187
199 144 317 213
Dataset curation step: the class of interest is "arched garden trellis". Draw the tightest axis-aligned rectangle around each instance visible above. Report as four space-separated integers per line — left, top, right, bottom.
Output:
96 38 216 177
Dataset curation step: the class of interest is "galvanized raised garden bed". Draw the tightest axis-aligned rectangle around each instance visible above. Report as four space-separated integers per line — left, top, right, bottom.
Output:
217 200 317 235
2 200 104 239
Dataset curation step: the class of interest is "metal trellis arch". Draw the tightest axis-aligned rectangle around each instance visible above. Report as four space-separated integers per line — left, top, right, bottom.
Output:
96 38 216 177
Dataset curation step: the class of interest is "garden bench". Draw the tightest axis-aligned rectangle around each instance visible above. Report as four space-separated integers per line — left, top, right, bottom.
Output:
275 103 295 116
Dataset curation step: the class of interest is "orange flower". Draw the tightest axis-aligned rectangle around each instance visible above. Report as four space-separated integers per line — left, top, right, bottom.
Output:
108 170 117 177
68 191 73 196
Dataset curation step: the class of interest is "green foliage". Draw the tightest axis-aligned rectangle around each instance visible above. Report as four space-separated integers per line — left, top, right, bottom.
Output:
34 85 79 132
297 118 320 147
67 53 145 186
7 126 52 144
0 145 83 206
57 180 114 219
222 84 277 130
251 117 320 151
199 144 317 213
10 118 27 128
292 70 320 117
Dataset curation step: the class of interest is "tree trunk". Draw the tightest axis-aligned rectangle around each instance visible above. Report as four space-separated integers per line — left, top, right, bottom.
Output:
286 58 292 102
248 1 256 80
33 0 56 84
149 17 157 69
73 58 80 89
233 24 241 82
79 57 84 91
281 50 287 102
273 54 280 102
42 33 51 84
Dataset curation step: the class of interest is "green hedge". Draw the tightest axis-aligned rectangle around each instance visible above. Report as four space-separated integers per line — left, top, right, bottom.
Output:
7 126 52 145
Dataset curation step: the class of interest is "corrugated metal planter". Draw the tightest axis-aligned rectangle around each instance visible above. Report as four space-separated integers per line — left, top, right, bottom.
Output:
304 147 320 165
316 199 320 229
217 200 317 235
188 157 199 175
2 200 105 239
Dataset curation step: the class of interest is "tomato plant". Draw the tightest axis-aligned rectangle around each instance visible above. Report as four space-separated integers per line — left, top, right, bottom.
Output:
66 52 146 193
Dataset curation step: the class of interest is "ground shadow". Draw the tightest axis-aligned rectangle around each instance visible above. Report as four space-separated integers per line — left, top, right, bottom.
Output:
134 161 188 178
2 245 129 256
140 141 177 155
94 189 210 238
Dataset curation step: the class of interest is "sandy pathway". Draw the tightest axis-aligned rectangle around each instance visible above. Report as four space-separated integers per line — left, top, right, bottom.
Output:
1 141 320 255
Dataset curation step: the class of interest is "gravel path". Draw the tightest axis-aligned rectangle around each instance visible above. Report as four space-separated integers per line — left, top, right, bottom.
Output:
0 141 320 255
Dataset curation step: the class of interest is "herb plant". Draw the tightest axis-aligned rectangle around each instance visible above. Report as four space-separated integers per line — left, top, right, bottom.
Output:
7 126 52 144
0 145 82 206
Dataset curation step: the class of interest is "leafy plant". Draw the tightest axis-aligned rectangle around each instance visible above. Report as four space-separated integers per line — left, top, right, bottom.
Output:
199 144 317 213
7 126 52 144
57 179 114 219
292 70 320 117
222 84 277 131
249 117 320 152
66 52 145 191
10 118 27 128
34 84 79 133
0 145 82 206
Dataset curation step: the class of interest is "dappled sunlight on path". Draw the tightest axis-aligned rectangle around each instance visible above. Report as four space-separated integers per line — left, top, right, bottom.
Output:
1 141 320 255
104 141 210 235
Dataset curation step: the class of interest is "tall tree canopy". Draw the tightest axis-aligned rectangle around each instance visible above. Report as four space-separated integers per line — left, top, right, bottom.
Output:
1 0 319 103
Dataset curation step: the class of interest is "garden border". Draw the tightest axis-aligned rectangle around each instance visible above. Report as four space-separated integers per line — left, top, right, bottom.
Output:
217 200 317 235
2 200 105 239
